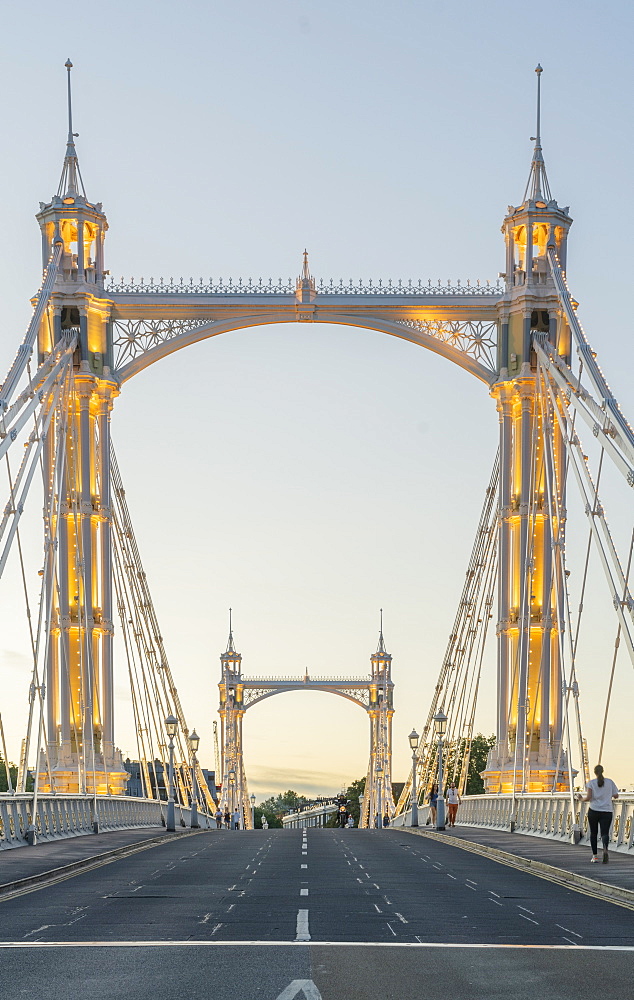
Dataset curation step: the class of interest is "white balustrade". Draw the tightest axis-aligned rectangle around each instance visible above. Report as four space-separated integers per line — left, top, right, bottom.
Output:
0 794 214 851
392 793 634 855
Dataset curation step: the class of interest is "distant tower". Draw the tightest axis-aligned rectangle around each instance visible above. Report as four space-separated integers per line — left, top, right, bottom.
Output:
484 66 573 792
36 62 125 793
218 612 251 825
364 612 394 824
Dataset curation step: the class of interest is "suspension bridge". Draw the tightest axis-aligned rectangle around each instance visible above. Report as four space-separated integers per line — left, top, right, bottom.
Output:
0 60 632 859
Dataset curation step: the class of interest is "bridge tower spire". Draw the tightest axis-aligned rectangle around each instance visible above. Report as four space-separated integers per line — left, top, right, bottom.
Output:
363 612 394 827
485 66 574 793
35 61 124 795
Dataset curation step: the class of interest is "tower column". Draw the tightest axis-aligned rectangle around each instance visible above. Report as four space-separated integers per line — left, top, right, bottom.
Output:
496 388 513 761
485 371 570 792
98 387 116 757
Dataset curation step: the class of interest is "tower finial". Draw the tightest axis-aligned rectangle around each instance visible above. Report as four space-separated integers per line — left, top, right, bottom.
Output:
523 63 551 204
57 59 86 201
65 59 74 146
226 607 235 653
377 608 386 653
535 63 542 146
302 248 310 281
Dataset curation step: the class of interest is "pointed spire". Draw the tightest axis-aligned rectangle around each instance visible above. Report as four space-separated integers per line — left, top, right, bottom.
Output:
57 59 86 201
376 608 386 654
302 249 311 281
523 64 552 204
225 607 236 654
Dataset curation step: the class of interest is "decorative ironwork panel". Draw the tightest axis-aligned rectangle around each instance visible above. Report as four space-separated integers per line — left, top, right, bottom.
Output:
113 318 212 370
335 687 370 707
396 318 497 372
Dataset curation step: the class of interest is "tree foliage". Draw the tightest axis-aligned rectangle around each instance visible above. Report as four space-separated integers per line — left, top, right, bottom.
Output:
442 734 495 795
257 789 308 826
0 758 18 793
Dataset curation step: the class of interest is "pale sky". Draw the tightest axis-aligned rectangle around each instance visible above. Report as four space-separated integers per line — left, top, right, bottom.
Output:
0 0 633 797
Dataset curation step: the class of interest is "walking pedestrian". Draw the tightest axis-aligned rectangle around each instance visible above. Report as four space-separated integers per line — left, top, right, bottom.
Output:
223 807 231 829
215 807 223 829
577 764 619 863
446 782 461 827
382 812 390 828
232 808 241 830
426 783 438 826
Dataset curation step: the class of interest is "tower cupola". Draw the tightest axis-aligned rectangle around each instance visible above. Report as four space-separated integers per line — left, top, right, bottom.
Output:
35 60 108 287
220 609 243 706
501 66 572 292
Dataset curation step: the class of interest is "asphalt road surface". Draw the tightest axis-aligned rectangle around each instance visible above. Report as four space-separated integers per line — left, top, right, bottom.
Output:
0 828 632 999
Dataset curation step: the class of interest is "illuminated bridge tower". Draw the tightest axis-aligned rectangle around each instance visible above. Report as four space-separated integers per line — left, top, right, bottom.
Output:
218 616 251 825
483 66 573 792
35 62 126 793
363 620 395 826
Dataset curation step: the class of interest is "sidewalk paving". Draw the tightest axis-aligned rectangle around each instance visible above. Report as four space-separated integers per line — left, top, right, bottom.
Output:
0 827 200 891
405 823 634 895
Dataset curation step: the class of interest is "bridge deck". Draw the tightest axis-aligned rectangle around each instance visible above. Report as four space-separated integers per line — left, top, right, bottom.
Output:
0 828 633 1000
3 820 634 902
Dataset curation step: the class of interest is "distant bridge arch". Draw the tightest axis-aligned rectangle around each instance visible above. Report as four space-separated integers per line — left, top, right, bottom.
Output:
217 625 394 828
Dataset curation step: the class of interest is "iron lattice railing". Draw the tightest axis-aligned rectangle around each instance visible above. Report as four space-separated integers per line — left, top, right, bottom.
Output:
106 275 503 296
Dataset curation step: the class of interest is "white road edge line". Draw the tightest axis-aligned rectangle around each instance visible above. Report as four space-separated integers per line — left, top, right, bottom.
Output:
0 942 633 950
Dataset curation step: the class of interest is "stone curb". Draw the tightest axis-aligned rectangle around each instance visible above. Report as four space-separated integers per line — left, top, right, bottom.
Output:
0 828 206 900
397 827 634 910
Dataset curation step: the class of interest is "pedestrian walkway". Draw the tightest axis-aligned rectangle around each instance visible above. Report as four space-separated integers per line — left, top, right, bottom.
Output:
401 823 634 898
0 827 198 893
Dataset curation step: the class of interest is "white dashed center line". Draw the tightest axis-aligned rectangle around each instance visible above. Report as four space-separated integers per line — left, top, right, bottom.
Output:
556 925 582 939
295 910 310 942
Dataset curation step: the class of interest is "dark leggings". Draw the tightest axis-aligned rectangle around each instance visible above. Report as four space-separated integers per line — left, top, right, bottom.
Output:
588 808 612 854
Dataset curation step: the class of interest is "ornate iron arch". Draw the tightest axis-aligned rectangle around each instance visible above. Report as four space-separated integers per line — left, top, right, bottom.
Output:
108 268 502 385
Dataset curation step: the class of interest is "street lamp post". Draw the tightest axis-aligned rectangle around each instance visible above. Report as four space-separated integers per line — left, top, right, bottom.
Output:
165 714 178 833
376 764 383 829
408 729 420 827
250 792 256 830
358 794 364 829
189 729 200 830
433 710 447 830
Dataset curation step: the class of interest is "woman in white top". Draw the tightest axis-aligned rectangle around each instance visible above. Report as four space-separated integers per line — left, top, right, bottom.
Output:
577 764 619 863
